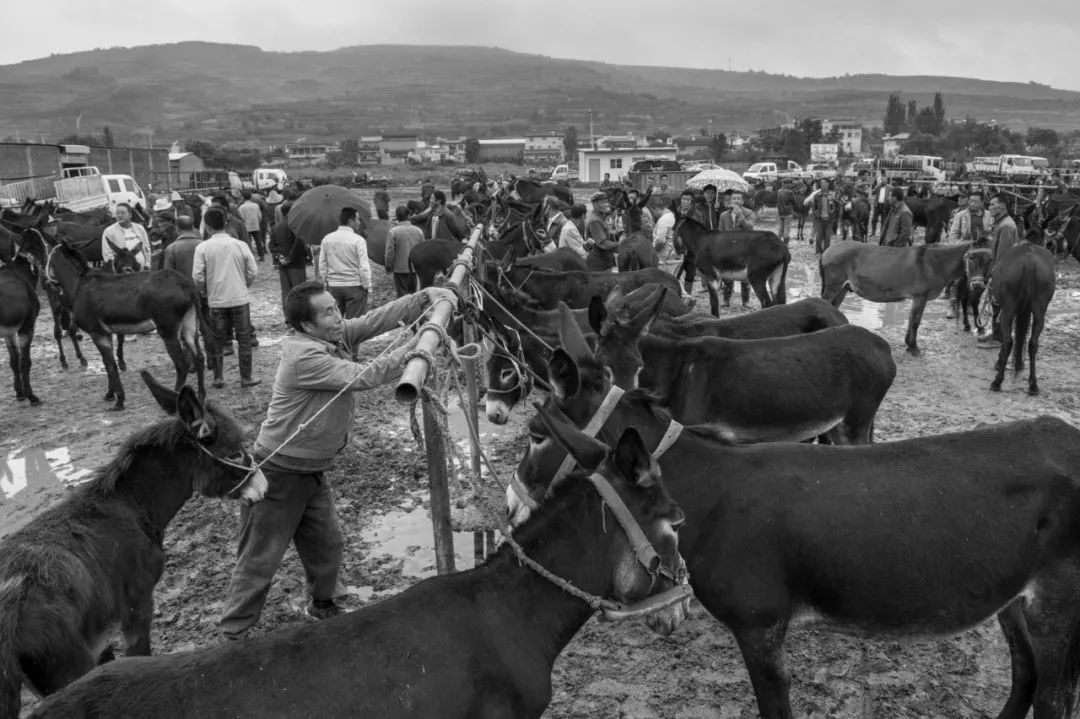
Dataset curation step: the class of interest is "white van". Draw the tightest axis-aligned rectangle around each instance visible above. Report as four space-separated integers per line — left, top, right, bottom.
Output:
253 168 288 191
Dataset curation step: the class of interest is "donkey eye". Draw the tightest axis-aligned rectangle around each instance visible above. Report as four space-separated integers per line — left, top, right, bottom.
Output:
529 433 547 445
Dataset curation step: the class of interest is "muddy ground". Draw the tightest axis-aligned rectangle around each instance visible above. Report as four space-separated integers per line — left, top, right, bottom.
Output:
4 202 1080 718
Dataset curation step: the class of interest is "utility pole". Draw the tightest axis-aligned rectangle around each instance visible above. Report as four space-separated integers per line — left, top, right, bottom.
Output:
589 109 595 150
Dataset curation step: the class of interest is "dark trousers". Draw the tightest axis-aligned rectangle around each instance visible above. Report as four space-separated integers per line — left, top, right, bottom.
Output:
211 304 254 379
376 209 390 220
814 218 833 254
278 267 308 314
248 231 266 259
392 272 417 298
681 253 697 293
329 285 369 319
778 215 792 245
220 468 346 639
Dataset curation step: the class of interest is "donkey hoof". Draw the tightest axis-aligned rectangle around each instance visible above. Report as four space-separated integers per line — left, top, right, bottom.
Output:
29 396 41 406
79 358 89 368
118 361 128 372
1028 385 1040 396
108 403 125 412
104 392 115 401
906 346 921 357
989 381 1002 392
15 395 26 402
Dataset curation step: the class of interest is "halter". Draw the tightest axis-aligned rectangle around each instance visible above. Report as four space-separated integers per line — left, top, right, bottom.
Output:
505 470 691 621
192 440 260 500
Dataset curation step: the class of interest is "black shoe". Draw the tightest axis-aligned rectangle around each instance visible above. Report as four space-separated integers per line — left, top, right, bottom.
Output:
240 377 262 388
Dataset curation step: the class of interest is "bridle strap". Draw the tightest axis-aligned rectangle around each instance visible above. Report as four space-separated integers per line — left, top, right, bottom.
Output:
193 441 257 497
652 420 683 459
586 473 663 576
552 385 625 483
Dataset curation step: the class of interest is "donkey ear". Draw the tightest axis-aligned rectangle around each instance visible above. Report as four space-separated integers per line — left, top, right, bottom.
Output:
141 370 179 414
106 239 123 254
556 302 592 360
548 348 580 399
612 427 658 488
534 403 608 474
630 286 669 335
587 294 607 334
176 385 215 440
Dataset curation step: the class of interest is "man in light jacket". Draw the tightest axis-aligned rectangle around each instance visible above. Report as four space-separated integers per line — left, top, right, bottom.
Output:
944 191 993 318
317 207 371 318
384 206 424 297
101 202 152 269
559 204 588 258
220 281 457 637
192 207 259 388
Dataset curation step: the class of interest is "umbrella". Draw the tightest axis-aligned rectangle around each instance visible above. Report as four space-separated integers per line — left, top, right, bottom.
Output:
288 185 372 245
685 168 751 194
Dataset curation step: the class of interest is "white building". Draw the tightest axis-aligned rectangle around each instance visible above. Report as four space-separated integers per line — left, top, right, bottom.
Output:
882 132 911 159
523 133 564 164
822 118 863 154
577 147 678 183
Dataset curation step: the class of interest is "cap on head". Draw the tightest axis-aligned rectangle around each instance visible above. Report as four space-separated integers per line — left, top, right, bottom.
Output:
590 191 607 203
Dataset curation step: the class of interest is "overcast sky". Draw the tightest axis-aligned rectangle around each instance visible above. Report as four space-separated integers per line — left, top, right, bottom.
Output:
5 0 1080 90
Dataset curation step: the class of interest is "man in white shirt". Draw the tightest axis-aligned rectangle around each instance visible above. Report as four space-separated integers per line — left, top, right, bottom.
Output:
558 204 588 258
101 203 152 270
652 200 678 265
238 191 266 261
317 207 372 319
193 207 260 388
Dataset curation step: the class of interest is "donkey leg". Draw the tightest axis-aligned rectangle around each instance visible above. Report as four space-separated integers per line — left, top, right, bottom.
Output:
748 275 771 309
905 297 929 355
160 329 189 392
1024 584 1080 718
5 337 22 400
52 312 68 371
91 334 125 409
991 313 1014 392
116 333 127 372
705 278 721 317
20 639 96 697
1028 311 1045 396
995 601 1036 719
70 324 88 368
732 622 795 719
122 593 154 657
17 333 39 406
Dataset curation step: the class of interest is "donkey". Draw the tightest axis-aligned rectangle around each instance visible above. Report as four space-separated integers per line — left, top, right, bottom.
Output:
1044 203 1080 261
0 372 266 719
0 228 45 405
672 216 789 315
983 240 1057 395
29 423 684 719
44 242 207 410
513 351 1080 719
820 240 970 354
586 290 895 444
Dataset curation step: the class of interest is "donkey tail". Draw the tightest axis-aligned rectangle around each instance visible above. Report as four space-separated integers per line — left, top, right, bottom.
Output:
773 250 791 305
1012 264 1035 375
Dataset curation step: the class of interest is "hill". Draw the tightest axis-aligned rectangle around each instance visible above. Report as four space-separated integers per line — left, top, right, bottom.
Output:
2 42 1079 144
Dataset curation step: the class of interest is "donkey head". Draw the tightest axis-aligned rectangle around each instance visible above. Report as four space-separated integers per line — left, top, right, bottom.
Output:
140 371 267 504
107 240 141 273
513 401 687 635
588 286 668 390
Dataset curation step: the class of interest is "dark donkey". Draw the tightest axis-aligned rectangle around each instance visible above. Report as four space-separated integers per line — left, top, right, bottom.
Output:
0 372 267 719
672 216 789 315
513 353 1080 719
29 423 687 719
0 226 46 405
972 239 1056 395
45 241 207 409
820 239 970 354
586 290 893 444
496 265 681 311
479 284 692 424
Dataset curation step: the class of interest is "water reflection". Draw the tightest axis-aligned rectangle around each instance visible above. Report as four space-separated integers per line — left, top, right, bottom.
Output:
361 506 488 578
0 447 92 501
789 261 925 332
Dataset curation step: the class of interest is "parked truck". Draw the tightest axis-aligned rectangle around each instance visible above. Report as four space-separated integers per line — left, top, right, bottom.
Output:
966 155 1047 183
877 155 946 182
54 166 147 213
742 160 804 183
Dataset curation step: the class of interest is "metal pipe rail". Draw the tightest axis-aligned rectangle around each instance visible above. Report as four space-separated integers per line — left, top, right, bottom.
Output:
394 224 483 405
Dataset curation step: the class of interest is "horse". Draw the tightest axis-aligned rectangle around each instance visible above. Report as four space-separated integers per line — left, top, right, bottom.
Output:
0 372 266 719
903 196 957 244
840 196 870 242
514 355 1080 719
986 240 1057 395
820 240 970 354
585 290 894 443
0 228 45 405
672 216 789 315
44 242 207 410
27 421 685 719
479 284 693 424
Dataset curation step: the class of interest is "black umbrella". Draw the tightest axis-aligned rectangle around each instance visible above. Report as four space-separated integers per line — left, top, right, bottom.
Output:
288 185 371 245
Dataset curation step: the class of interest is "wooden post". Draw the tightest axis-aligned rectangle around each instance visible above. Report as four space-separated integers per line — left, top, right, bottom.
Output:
461 324 482 480
421 390 455 575
395 226 484 575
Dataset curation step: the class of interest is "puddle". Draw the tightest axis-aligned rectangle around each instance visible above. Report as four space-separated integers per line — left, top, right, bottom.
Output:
0 446 92 501
0 447 93 536
361 506 498 578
